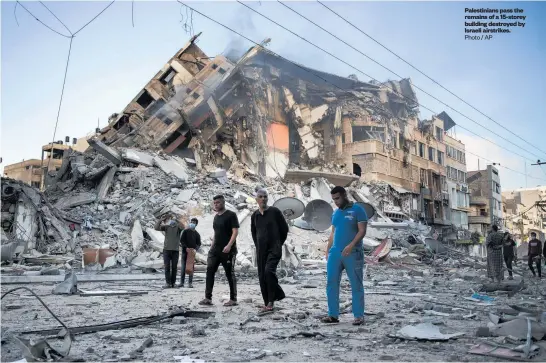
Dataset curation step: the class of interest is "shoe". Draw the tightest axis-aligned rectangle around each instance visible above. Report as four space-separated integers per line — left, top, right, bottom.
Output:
508 276 514 280
162 284 171 289
352 317 365 326
223 300 238 307
177 284 184 288
321 316 339 324
199 298 213 306
188 283 193 288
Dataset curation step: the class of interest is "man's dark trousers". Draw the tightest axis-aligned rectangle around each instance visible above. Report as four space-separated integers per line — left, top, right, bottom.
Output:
504 255 514 278
257 242 285 306
163 249 179 285
529 255 542 277
205 250 237 301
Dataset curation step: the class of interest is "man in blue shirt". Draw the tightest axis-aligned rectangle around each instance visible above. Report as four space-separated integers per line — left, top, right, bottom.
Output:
322 186 368 326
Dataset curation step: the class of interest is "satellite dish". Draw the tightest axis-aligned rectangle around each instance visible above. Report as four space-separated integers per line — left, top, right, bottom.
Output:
356 202 376 220
273 197 305 220
303 199 334 232
293 218 313 230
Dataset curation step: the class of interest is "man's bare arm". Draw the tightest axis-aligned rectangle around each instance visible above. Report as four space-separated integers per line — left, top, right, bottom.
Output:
347 222 367 249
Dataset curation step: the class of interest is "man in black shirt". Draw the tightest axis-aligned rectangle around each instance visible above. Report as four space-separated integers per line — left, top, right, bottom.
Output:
199 195 240 307
502 232 516 280
251 188 289 312
179 218 202 288
155 214 185 288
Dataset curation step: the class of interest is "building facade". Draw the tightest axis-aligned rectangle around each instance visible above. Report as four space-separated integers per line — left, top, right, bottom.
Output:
503 186 546 241
3 160 43 188
467 165 503 235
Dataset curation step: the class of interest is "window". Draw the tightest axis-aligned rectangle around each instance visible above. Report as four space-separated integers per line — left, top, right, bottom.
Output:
31 182 40 188
159 67 176 85
185 88 192 94
192 92 200 99
428 147 435 162
435 126 443 141
419 142 425 158
25 165 31 170
342 133 346 144
218 68 226 75
352 126 385 143
163 117 173 126
437 151 444 165
135 90 154 109
458 170 465 183
398 133 403 149
212 64 218 69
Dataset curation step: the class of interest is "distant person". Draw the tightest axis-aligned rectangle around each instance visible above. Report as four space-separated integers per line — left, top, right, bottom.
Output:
179 218 202 288
251 188 289 312
155 214 185 288
486 225 504 283
502 232 516 280
199 195 240 307
527 232 542 278
322 186 368 326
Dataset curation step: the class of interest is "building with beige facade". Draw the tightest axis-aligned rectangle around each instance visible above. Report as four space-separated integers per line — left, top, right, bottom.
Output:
467 165 503 236
503 186 546 241
3 159 43 188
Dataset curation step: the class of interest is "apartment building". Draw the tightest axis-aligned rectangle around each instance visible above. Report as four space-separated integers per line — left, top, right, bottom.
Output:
3 159 43 188
503 186 546 241
467 164 503 235
439 112 470 230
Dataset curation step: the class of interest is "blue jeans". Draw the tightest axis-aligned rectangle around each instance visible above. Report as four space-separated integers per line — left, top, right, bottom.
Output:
326 247 365 318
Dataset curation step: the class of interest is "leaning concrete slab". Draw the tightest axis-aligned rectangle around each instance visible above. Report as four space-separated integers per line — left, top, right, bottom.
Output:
153 157 188 181
54 192 97 210
284 169 358 187
97 166 117 202
122 149 155 167
88 139 122 165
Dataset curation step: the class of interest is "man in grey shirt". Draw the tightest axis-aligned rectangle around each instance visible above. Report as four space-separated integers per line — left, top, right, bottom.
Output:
155 214 185 288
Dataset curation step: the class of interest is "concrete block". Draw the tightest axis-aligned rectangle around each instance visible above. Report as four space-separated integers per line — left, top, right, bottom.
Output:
88 139 122 165
122 149 155 167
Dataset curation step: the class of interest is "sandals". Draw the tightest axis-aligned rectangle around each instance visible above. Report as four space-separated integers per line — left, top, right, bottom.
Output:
260 305 274 313
352 317 364 326
198 298 213 306
223 300 238 307
321 316 339 324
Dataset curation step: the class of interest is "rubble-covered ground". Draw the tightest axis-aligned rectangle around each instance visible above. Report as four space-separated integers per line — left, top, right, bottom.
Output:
2 143 546 362
2 260 546 362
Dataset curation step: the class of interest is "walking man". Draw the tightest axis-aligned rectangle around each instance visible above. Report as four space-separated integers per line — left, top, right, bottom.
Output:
155 214 185 288
251 188 289 312
528 232 542 278
179 218 201 288
486 225 504 283
322 186 368 326
199 195 240 307
502 232 516 280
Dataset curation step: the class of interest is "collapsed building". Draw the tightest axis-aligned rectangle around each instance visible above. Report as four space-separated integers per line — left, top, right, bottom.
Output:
92 33 452 227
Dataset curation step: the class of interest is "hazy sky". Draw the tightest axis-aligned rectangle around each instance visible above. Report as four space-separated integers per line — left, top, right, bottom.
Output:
2 1 545 190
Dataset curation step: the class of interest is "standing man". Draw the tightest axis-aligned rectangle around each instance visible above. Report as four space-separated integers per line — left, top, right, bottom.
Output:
528 232 542 278
486 225 504 283
322 186 368 326
199 195 240 307
251 188 289 312
502 232 516 280
179 217 201 288
155 214 185 288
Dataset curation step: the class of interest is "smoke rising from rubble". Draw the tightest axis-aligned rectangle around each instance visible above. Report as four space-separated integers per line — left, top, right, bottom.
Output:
223 7 258 62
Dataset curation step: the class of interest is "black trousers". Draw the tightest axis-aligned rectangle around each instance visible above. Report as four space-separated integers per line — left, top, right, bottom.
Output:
504 255 514 277
205 250 237 301
529 255 542 277
180 248 193 285
257 241 285 306
163 249 179 285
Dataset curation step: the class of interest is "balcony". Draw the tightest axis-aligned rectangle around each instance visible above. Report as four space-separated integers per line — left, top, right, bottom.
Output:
470 196 488 206
469 215 490 225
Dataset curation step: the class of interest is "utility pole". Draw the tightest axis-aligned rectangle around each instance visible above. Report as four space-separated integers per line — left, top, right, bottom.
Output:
524 160 528 188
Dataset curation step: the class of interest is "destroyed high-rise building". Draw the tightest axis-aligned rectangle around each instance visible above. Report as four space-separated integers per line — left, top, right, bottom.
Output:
89 34 471 232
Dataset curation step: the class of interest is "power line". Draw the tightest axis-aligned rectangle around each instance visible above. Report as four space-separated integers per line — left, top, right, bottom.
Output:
316 0 546 158
46 37 74 173
14 2 20 26
278 0 544 162
177 2 545 184
16 1 71 38
73 0 115 36
240 1 539 164
464 149 546 183
39 1 73 35
131 0 135 27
